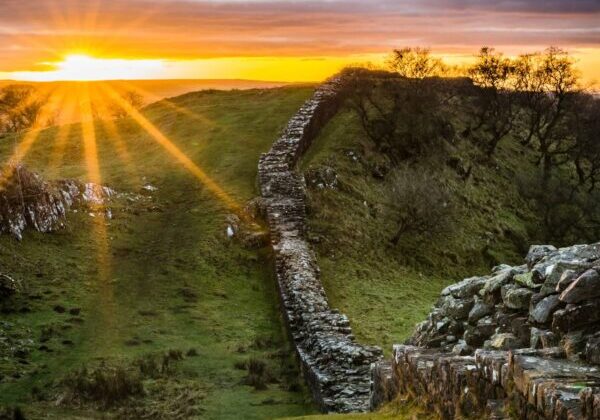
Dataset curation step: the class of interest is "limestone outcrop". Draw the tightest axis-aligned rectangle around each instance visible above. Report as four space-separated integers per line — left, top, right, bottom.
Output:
258 73 382 412
0 165 113 240
372 243 600 418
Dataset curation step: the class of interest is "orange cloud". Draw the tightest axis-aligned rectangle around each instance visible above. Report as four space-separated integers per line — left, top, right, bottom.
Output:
0 0 598 83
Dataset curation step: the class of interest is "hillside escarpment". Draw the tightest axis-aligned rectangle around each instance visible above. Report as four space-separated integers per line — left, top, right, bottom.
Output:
372 243 600 419
258 74 383 412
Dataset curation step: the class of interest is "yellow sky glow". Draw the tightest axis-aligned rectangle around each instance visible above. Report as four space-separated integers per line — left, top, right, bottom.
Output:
1 50 598 86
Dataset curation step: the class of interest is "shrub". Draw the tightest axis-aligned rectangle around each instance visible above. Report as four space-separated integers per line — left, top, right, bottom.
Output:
517 170 600 245
388 167 453 245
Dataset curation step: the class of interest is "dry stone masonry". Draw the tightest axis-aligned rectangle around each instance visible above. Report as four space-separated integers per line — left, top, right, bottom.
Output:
0 164 113 240
372 243 600 419
258 74 383 413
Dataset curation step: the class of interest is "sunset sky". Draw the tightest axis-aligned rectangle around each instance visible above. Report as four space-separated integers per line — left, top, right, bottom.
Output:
0 0 599 84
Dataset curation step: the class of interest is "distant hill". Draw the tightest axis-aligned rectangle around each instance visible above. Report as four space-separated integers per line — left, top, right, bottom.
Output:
0 79 291 124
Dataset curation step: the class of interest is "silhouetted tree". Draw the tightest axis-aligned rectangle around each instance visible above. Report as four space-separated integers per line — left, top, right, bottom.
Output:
515 47 579 181
348 74 454 163
569 94 600 191
468 47 518 156
387 47 445 78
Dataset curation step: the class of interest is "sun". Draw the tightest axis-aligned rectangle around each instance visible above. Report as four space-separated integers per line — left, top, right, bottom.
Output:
53 54 166 81
8 54 167 82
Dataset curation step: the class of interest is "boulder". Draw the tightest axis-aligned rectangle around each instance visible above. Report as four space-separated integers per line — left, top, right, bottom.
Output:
525 245 557 268
529 294 562 324
552 300 600 333
555 269 579 293
559 269 600 303
503 288 533 310
441 276 487 299
468 298 493 324
489 333 520 350
480 269 517 302
540 262 591 296
513 272 540 289
440 296 473 320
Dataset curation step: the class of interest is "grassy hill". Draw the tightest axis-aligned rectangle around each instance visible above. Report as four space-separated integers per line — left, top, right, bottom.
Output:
300 99 542 354
0 86 317 419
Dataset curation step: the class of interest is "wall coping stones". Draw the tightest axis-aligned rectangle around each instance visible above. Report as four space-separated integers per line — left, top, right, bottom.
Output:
257 72 382 413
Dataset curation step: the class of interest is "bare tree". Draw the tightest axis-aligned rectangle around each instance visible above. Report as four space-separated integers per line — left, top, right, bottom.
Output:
569 94 600 191
515 47 580 181
389 168 453 245
467 47 518 156
348 73 454 163
387 47 445 79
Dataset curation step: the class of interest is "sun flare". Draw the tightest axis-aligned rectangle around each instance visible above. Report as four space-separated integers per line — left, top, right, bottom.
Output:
12 54 166 82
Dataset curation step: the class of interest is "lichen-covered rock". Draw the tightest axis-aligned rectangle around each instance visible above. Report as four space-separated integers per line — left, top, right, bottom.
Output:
503 287 533 310
468 297 493 324
489 333 520 350
525 245 557 267
553 300 600 333
0 165 113 240
559 269 600 303
540 261 592 296
442 276 488 299
529 294 562 324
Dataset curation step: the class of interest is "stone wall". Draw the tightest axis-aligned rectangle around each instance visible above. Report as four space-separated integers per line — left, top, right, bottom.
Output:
258 74 383 413
371 243 600 419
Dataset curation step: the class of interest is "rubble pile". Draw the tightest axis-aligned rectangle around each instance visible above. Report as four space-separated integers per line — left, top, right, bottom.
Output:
371 243 600 418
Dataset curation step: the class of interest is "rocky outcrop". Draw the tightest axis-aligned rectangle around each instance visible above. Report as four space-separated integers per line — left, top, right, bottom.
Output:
258 73 382 412
371 243 600 418
0 165 113 240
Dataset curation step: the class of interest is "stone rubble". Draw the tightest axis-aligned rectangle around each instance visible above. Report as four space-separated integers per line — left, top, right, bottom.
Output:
258 72 382 413
371 243 600 418
0 165 114 240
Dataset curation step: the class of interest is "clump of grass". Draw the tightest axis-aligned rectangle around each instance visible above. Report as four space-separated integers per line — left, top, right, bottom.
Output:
240 358 277 391
134 349 185 378
59 363 144 407
61 349 187 407
185 348 198 357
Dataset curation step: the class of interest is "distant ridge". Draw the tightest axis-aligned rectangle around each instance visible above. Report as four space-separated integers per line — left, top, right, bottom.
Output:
0 79 302 125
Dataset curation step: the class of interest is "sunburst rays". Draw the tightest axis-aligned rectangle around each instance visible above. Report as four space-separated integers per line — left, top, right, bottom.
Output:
114 81 214 126
0 85 66 189
100 83 243 215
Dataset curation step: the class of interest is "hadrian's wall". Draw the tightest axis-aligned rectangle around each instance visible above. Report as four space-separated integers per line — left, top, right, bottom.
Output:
257 73 383 413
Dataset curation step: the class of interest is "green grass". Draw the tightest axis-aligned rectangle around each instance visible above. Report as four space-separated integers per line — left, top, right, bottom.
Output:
301 104 540 354
0 86 318 418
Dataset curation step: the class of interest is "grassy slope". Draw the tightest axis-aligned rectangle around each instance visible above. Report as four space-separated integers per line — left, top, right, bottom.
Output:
0 87 318 418
301 104 537 354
